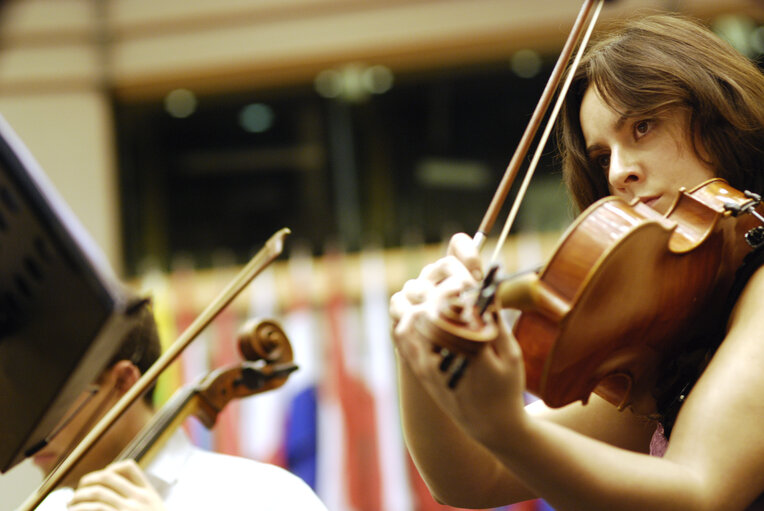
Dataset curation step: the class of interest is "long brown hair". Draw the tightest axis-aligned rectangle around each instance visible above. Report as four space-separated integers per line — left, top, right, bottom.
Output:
558 14 764 212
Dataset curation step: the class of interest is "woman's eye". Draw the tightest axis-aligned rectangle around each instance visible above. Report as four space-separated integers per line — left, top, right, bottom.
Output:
634 119 651 138
595 153 611 170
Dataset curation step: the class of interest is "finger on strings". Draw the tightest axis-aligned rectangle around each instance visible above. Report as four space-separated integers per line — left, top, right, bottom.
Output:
69 480 125 508
447 233 484 281
76 469 109 490
76 464 138 499
68 503 114 511
392 306 431 367
401 277 432 304
420 255 475 286
391 297 418 340
389 278 433 326
430 272 476 303
389 291 407 324
110 459 151 488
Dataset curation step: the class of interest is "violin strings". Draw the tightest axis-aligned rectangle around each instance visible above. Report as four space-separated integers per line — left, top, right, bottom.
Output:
490 0 605 265
118 386 196 463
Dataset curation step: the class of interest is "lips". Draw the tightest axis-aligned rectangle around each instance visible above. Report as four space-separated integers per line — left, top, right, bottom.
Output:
638 195 661 209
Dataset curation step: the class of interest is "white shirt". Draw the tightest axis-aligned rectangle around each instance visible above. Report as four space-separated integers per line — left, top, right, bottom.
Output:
37 431 328 511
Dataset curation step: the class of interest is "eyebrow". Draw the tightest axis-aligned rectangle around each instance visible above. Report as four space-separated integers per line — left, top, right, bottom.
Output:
585 114 629 156
614 114 628 131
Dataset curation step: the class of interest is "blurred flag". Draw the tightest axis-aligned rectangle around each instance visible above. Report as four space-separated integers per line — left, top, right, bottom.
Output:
238 247 322 492
360 246 413 511
138 268 180 408
320 248 382 510
239 267 287 466
210 269 241 456
172 265 213 451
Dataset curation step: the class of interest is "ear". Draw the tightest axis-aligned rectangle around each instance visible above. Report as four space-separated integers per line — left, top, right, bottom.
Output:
109 359 142 394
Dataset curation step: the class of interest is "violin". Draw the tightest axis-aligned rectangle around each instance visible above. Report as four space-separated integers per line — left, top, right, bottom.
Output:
418 179 764 409
118 318 297 468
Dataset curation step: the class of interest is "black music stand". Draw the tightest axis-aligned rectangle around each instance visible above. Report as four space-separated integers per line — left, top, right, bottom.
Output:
0 115 140 472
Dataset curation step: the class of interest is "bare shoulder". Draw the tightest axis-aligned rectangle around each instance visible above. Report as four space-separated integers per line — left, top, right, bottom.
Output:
727 260 764 335
661 264 764 502
687 261 764 414
527 393 655 453
692 262 764 402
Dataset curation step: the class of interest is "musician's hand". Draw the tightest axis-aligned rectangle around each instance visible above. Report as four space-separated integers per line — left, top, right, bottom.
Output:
390 233 528 446
67 460 166 511
390 233 482 367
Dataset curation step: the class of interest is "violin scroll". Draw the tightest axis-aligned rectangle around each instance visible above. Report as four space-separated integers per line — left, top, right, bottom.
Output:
238 318 294 364
194 318 297 428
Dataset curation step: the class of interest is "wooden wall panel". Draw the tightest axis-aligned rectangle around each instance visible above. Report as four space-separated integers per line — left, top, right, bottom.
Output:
106 0 761 99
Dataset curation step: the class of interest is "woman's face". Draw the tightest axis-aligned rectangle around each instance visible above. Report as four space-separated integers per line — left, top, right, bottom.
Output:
579 85 716 214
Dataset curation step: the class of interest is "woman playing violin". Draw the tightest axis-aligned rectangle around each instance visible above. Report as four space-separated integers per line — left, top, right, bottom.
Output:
390 13 764 511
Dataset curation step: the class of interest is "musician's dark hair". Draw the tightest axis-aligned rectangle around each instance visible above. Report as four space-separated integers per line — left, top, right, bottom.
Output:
559 13 764 212
105 297 161 405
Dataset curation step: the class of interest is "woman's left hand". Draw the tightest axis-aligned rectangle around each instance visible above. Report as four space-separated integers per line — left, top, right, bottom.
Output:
390 233 530 447
68 460 166 511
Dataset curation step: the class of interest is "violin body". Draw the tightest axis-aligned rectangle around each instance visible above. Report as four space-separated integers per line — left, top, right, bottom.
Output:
421 179 763 409
511 179 761 408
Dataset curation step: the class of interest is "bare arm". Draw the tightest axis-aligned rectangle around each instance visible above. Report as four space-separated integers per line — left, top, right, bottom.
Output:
392 233 764 510
483 275 764 511
391 233 654 507
398 355 654 507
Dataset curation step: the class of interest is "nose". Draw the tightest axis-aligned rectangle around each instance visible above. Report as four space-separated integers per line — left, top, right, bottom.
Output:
607 148 644 196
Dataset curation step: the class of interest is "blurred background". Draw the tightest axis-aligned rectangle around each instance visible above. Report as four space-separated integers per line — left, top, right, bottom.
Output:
0 0 761 510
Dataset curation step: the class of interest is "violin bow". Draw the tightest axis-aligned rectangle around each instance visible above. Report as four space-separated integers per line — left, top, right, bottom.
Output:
473 0 605 265
437 0 606 390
